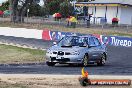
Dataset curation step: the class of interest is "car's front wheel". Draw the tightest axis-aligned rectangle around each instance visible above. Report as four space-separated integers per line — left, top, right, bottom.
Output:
97 54 106 66
46 62 56 66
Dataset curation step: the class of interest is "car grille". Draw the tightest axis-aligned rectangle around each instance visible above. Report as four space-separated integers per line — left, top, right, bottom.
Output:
58 51 64 55
53 51 71 55
65 52 70 55
53 52 57 54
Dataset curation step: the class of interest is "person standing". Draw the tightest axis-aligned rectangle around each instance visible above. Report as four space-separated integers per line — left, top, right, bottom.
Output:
85 13 92 28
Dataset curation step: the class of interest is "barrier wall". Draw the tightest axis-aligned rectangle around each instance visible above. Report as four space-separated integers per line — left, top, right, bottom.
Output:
0 27 131 47
42 30 132 47
102 36 132 47
0 27 43 39
42 29 83 41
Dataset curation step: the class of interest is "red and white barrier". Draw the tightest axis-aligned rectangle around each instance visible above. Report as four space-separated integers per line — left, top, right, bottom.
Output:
0 27 43 39
0 27 132 47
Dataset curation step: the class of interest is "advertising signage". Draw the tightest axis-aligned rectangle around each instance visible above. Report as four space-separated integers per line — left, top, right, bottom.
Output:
42 30 132 47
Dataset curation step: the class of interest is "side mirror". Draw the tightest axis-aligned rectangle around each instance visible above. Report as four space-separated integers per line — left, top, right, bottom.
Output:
53 42 57 45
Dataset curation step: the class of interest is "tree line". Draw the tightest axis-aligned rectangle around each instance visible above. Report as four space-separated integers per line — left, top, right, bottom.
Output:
0 0 94 23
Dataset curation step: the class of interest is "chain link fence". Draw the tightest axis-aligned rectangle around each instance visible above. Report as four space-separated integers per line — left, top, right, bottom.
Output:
0 16 132 33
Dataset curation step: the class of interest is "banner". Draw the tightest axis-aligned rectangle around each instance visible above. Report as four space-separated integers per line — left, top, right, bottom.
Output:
42 29 83 41
42 30 132 47
102 36 132 47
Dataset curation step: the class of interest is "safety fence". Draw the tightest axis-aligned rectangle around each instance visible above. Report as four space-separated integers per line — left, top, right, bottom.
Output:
0 16 132 33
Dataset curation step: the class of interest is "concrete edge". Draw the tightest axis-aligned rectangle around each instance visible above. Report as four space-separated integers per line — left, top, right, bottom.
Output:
0 41 46 50
0 74 132 80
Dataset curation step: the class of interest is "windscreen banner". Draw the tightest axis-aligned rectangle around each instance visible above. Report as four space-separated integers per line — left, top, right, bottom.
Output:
42 30 132 47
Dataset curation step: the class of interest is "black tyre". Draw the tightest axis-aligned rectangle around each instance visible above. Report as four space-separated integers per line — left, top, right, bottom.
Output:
83 55 88 67
46 62 55 66
97 54 106 66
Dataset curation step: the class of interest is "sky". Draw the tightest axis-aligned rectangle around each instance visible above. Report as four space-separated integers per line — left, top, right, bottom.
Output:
0 0 7 4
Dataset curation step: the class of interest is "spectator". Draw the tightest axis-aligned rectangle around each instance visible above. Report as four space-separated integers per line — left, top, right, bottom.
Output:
85 13 92 28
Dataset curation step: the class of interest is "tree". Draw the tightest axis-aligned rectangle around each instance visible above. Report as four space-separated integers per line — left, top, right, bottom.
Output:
0 1 9 11
59 1 74 17
10 0 40 23
47 0 62 14
29 3 40 16
42 0 50 16
45 0 74 16
77 0 95 1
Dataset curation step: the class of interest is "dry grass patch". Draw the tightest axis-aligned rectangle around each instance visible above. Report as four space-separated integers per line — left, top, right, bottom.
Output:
0 44 45 64
0 81 27 88
0 75 132 88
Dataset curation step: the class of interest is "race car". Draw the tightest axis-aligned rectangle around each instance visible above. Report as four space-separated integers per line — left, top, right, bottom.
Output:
46 35 107 66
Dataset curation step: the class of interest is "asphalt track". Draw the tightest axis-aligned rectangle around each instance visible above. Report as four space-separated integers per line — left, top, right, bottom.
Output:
0 35 132 75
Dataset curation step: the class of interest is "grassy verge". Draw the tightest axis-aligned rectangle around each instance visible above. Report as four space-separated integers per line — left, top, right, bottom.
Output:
0 44 46 64
0 22 132 37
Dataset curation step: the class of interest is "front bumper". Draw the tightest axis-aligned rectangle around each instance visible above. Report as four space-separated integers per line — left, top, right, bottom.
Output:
46 53 83 64
46 53 100 64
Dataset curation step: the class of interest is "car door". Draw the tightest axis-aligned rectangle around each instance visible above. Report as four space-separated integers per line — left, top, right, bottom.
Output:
93 37 103 59
88 37 101 59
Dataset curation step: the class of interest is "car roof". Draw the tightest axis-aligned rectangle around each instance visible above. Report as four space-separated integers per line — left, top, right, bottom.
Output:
66 34 95 38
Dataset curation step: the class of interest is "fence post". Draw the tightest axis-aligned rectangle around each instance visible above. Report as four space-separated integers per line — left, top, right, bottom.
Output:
131 16 132 26
27 9 29 23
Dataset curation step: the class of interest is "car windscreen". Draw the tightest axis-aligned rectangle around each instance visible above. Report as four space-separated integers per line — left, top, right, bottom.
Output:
57 36 88 47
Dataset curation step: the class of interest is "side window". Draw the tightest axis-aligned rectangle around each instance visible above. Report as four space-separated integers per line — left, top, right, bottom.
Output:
84 38 88 45
89 37 96 46
93 37 101 46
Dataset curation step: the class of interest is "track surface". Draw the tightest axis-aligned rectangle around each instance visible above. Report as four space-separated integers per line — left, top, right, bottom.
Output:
0 35 132 75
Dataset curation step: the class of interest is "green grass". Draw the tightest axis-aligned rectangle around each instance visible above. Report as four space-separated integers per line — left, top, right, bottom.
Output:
0 44 46 64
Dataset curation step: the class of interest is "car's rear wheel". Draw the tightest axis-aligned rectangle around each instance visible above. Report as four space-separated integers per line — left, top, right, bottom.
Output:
46 62 56 66
83 55 88 67
97 54 106 66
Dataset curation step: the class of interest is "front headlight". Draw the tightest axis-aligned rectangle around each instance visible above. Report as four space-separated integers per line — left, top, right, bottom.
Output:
46 49 52 54
70 51 80 55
